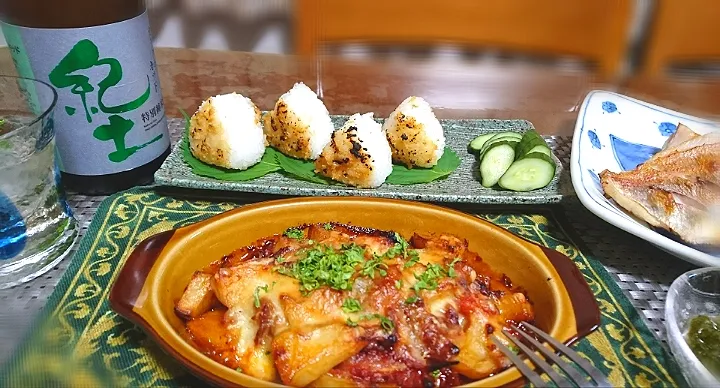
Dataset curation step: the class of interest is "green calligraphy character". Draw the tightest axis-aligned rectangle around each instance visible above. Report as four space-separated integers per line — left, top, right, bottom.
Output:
49 39 151 123
94 115 162 163
48 40 95 122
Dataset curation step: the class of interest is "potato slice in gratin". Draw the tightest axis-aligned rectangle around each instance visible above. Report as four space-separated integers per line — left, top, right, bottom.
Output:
176 223 535 387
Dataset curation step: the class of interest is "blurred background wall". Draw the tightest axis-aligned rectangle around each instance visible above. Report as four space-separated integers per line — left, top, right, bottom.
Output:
1 0 716 77
0 0 294 53
0 0 649 67
145 0 292 53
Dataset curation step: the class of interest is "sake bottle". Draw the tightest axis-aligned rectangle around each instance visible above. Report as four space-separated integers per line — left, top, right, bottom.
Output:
0 0 171 194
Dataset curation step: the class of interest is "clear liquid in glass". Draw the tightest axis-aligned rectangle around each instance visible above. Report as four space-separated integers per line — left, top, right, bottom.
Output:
0 116 78 289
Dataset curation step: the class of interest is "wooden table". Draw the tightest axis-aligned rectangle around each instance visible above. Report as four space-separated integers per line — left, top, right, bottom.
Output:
148 48 720 134
1 46 718 132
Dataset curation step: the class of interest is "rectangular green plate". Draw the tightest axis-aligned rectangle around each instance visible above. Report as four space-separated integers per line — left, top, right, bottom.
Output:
154 117 574 204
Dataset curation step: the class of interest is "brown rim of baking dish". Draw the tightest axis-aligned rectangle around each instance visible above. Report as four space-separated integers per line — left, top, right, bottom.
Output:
109 196 600 388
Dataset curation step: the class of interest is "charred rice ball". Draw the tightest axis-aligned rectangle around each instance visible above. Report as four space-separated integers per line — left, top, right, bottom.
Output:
264 82 334 160
382 96 445 168
189 92 266 170
315 113 393 188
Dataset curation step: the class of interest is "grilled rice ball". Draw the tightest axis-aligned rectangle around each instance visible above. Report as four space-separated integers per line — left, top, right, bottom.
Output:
189 92 267 170
382 96 446 168
315 113 393 188
264 82 334 160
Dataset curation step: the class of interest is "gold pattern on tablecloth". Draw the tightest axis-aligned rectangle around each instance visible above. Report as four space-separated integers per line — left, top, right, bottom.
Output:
1 190 684 387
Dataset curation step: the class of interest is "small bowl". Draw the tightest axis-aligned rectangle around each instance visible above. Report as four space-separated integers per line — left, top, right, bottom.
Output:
665 267 720 386
108 196 600 387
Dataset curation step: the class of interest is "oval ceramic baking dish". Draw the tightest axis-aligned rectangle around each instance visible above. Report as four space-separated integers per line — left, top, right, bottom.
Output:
109 196 599 387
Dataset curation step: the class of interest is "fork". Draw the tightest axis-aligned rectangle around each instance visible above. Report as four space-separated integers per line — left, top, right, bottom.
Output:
490 321 612 387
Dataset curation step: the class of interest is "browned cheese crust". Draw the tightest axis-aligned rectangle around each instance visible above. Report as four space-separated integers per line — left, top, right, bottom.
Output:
175 223 536 387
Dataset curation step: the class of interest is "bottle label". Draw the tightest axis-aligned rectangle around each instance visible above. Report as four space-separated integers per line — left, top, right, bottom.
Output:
1 11 170 176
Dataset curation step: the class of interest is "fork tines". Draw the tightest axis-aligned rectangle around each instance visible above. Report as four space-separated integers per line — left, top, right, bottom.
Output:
490 322 611 388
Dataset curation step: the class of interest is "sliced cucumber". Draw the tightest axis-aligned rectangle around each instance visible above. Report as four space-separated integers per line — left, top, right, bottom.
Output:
480 132 521 148
520 144 552 157
498 152 556 191
515 130 550 159
479 140 517 163
497 131 523 139
480 136 520 158
479 142 516 187
518 129 543 143
468 133 495 154
480 141 519 161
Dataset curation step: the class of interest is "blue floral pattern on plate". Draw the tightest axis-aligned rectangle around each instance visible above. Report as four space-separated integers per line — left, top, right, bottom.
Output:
588 169 601 188
588 129 601 149
657 122 678 136
609 134 661 171
571 90 720 267
601 101 618 113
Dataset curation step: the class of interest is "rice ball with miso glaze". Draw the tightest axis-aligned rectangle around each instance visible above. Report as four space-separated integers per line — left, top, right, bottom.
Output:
264 82 334 160
382 96 446 168
189 93 267 170
315 113 393 188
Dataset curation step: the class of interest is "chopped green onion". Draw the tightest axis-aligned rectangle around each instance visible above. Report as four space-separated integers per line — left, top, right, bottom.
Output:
342 298 362 313
447 257 462 278
404 250 420 268
361 254 388 278
275 243 365 294
346 313 395 332
411 263 445 295
253 284 270 308
284 227 304 239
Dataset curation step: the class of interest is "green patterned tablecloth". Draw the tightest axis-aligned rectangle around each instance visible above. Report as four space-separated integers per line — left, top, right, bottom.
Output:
1 188 685 387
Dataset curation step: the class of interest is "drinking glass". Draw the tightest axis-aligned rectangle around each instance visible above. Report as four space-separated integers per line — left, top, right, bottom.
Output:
0 75 78 289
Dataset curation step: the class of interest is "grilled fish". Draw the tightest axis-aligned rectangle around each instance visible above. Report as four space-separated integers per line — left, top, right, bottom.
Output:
661 123 700 151
600 125 720 247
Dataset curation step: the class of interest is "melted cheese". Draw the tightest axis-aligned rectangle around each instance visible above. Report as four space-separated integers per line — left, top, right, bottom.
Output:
178 225 536 387
225 306 257 360
426 292 458 318
280 289 348 329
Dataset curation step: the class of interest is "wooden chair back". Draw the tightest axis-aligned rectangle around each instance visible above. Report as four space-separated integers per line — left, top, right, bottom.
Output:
641 0 720 77
294 0 635 78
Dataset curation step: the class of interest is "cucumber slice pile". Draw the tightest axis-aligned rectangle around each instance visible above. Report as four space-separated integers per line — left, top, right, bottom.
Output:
499 152 556 191
467 133 494 155
468 130 556 191
515 130 550 159
479 142 516 187
478 133 521 157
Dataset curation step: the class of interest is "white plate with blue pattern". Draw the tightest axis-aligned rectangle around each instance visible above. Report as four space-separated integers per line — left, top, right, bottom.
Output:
570 90 720 267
